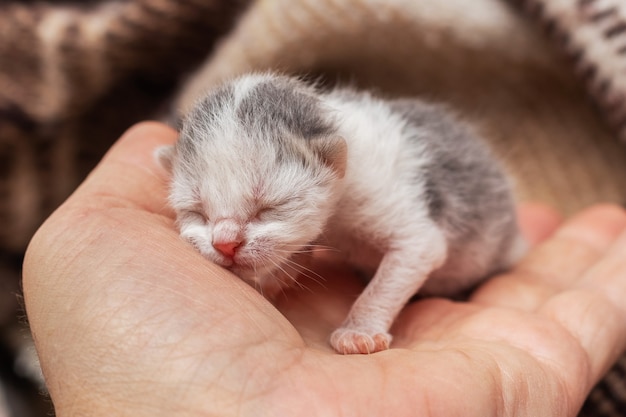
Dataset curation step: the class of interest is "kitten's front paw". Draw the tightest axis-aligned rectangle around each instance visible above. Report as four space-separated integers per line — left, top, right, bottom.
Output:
330 327 391 354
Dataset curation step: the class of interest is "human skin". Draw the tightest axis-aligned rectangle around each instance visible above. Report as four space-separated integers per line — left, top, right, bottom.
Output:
23 122 626 417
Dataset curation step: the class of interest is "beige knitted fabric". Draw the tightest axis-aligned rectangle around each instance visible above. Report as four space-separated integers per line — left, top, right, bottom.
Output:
176 0 626 215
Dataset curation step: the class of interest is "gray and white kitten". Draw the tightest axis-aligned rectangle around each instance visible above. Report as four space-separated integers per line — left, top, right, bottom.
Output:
157 73 524 355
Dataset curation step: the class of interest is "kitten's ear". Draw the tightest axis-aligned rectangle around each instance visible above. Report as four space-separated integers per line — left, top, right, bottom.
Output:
154 145 176 172
312 136 347 179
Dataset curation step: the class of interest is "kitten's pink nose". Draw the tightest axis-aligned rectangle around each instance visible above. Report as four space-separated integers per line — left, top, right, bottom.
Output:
212 240 242 258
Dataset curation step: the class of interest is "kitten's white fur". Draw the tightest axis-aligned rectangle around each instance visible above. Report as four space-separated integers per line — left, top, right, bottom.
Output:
158 73 522 354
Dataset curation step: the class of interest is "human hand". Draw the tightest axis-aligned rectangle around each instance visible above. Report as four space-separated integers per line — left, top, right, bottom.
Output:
23 122 626 416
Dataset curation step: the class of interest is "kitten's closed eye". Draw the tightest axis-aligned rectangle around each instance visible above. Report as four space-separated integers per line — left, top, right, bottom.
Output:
183 209 208 223
254 198 298 220
254 207 274 221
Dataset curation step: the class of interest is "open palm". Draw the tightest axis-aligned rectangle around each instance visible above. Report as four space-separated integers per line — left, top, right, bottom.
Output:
24 123 626 417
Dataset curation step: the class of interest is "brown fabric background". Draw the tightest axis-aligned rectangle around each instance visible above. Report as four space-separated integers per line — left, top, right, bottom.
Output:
1 0 626 415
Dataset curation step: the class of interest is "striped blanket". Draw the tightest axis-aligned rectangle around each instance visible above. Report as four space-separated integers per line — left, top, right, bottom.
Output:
1 1 625 415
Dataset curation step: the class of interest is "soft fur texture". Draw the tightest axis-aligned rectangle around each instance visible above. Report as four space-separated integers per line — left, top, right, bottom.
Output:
159 73 522 354
174 0 626 219
160 74 345 295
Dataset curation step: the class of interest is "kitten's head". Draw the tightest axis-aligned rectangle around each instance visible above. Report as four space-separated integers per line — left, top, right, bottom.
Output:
157 74 346 294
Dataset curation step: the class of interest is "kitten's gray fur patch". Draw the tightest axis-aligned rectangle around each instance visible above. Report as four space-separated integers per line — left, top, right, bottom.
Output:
178 76 337 170
392 101 513 218
237 78 335 139
390 98 518 275
177 84 235 159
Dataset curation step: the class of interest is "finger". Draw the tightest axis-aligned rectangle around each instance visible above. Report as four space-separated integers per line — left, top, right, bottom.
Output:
472 204 626 311
517 203 562 246
72 121 178 214
519 204 626 289
539 225 626 384
24 121 288 332
24 122 301 375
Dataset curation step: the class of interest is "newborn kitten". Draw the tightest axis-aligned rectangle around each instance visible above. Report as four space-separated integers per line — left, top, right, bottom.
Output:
157 73 524 355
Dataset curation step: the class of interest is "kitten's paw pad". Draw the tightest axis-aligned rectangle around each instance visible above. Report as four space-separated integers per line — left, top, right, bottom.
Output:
330 328 391 354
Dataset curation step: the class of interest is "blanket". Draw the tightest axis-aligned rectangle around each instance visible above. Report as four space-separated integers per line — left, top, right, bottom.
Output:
1 0 626 416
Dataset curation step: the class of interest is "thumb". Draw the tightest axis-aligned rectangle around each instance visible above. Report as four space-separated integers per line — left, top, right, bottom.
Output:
72 121 178 215
23 122 301 415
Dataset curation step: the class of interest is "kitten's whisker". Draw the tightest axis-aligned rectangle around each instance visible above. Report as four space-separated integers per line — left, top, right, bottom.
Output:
269 258 312 293
255 281 264 298
282 257 328 290
253 263 264 298
281 244 339 253
274 249 319 255
274 247 339 257
272 261 292 298
256 259 288 298
267 259 298 287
